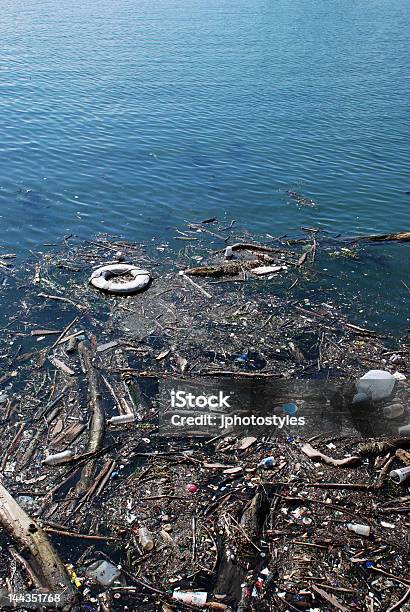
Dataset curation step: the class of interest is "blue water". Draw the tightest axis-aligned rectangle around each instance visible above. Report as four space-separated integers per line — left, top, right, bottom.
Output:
0 0 409 328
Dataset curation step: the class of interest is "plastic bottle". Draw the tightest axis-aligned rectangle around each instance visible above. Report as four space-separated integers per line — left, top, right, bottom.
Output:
108 414 135 425
138 527 154 551
347 523 370 537
43 450 73 465
389 465 410 484
172 591 207 606
353 370 395 403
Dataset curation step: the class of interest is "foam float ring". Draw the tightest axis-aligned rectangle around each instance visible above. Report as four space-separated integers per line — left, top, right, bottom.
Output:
89 264 151 295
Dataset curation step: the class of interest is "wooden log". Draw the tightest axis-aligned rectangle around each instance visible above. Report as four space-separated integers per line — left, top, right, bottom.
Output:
0 482 78 606
357 231 410 242
215 242 285 255
185 260 269 278
75 342 105 495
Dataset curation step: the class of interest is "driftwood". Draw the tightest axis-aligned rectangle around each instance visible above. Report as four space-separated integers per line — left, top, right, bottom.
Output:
358 437 410 456
75 342 105 495
240 489 269 539
0 482 78 607
185 260 270 278
301 443 361 467
311 585 349 612
216 242 284 255
357 231 410 242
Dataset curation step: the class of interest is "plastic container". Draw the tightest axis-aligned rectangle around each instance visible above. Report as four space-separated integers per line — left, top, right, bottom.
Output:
353 370 395 403
389 465 410 484
43 450 73 465
108 414 135 425
347 523 370 537
172 591 207 606
382 403 404 419
283 403 298 415
258 457 276 469
86 560 120 586
138 527 154 551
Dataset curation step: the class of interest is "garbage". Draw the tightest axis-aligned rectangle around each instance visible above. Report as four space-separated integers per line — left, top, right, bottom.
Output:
389 465 410 484
172 591 207 606
89 264 150 295
258 457 276 469
138 526 154 551
251 265 284 276
107 414 135 425
224 246 233 259
393 371 407 381
353 369 396 403
42 450 74 465
283 402 298 415
0 227 409 611
347 523 371 537
66 564 82 588
85 560 121 586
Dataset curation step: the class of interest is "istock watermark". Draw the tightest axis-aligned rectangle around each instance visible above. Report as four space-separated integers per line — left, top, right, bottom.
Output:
156 376 410 440
160 385 308 436
170 389 232 409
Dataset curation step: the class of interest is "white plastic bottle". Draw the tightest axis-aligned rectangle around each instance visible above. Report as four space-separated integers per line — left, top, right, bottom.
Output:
172 591 207 606
347 523 370 537
43 450 73 465
389 466 410 484
108 414 135 425
138 527 154 551
353 370 395 403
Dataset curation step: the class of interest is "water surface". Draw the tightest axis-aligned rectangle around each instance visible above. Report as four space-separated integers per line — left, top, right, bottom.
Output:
0 0 409 328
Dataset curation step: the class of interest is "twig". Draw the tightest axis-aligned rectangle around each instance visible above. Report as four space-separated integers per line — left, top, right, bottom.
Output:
386 586 410 612
311 585 349 612
38 293 86 311
306 482 374 490
49 316 80 351
370 566 410 587
179 272 212 298
43 526 116 541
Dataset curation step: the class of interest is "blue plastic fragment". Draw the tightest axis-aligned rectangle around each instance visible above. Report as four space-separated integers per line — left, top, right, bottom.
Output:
283 403 298 415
